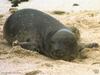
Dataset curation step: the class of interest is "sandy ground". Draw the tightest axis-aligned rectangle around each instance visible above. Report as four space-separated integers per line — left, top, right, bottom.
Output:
1 0 100 75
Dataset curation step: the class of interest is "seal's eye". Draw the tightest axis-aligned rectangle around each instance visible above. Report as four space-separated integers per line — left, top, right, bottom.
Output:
26 38 31 42
51 41 55 44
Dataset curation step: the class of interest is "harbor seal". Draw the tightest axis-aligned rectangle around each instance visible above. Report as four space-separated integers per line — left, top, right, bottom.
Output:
3 9 98 61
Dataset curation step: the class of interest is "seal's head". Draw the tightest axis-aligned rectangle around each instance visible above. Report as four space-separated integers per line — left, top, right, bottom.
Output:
49 29 78 61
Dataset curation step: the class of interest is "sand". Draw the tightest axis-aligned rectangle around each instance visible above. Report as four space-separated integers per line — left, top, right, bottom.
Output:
1 0 100 75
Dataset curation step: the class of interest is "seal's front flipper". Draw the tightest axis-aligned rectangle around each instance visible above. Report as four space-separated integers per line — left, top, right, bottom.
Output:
12 40 39 51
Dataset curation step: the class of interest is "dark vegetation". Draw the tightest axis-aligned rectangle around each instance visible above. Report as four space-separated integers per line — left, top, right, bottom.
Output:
9 0 29 7
73 3 79 6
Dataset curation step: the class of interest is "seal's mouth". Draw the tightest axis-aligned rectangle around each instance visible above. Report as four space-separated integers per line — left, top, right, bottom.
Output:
50 49 67 59
50 49 76 61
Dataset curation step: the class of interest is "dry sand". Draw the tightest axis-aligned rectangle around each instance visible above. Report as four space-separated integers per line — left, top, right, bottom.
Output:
1 1 100 75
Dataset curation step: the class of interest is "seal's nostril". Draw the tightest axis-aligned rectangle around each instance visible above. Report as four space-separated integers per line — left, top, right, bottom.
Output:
68 56 75 61
70 56 75 59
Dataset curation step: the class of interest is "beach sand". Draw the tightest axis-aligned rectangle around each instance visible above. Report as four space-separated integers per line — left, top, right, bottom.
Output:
0 0 100 75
